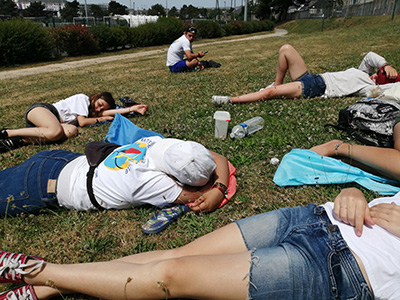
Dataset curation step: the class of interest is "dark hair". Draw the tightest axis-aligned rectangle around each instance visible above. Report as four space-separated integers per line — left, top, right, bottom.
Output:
185 25 197 34
88 92 116 117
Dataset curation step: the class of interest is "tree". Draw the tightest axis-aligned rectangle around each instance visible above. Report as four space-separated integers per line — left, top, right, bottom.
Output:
147 3 165 16
168 6 178 17
179 4 200 20
257 0 306 21
60 0 80 21
23 1 46 17
90 4 108 19
108 1 128 15
0 0 18 16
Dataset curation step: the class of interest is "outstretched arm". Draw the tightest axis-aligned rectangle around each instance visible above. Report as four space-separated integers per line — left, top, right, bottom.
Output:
101 104 148 117
333 188 375 236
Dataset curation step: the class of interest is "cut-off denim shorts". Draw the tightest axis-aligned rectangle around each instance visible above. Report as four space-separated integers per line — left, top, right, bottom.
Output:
236 204 373 300
24 102 61 127
296 72 327 98
0 150 82 217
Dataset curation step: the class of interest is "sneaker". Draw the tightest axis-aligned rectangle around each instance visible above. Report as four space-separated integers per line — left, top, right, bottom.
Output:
0 285 37 300
212 96 231 105
0 129 8 139
259 82 275 91
0 251 46 283
142 205 190 234
0 137 24 153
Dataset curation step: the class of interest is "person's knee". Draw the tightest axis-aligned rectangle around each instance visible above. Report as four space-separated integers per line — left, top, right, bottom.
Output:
62 124 79 139
44 126 65 142
154 257 189 289
279 44 295 55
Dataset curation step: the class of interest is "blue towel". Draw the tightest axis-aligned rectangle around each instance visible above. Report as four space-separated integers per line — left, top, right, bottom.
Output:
273 149 400 195
105 114 164 145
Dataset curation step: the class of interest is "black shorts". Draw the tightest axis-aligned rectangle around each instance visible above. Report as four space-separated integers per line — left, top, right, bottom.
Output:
24 103 61 127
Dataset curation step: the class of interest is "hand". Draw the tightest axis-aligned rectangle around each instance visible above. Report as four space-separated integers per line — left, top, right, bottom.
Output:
189 188 223 213
383 65 399 79
370 202 400 237
198 51 205 58
333 188 375 236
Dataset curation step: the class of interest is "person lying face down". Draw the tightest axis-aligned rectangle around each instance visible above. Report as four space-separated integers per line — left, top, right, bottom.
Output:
0 136 231 217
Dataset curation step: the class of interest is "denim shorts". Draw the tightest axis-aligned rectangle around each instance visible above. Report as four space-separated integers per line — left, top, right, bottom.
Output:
24 103 61 127
296 72 326 98
0 150 82 217
169 60 188 73
236 204 373 300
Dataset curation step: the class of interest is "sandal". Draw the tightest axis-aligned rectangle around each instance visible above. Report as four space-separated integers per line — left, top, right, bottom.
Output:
142 205 189 234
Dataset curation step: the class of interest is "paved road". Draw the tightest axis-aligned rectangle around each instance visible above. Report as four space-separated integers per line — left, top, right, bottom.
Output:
0 28 287 80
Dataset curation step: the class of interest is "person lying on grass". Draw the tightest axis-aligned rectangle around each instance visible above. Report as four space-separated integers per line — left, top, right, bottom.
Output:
0 136 230 217
212 43 400 105
1 187 400 300
0 92 148 153
310 116 400 181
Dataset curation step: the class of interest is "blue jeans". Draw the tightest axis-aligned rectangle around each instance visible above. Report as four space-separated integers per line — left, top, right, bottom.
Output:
236 204 373 300
0 150 82 217
296 72 326 98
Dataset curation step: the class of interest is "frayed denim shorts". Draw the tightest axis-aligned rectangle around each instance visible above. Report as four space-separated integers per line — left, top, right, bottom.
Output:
296 72 326 98
24 103 61 127
236 204 373 300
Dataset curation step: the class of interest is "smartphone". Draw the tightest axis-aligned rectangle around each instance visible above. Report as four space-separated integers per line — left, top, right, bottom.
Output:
203 51 208 55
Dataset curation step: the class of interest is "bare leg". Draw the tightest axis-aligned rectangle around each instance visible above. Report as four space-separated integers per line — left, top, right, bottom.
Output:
24 223 250 300
231 81 303 103
274 44 308 85
116 222 246 264
5 107 66 144
310 124 400 181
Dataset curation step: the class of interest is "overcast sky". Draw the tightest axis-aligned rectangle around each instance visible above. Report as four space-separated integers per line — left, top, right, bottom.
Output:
87 0 245 10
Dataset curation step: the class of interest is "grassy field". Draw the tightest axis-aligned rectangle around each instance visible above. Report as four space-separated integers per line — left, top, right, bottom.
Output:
1 14 400 298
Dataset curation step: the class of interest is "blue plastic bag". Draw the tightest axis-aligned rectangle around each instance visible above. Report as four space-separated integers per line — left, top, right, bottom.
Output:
105 114 164 145
273 149 400 195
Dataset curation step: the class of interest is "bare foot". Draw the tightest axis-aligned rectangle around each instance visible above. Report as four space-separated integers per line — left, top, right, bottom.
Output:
133 104 148 115
310 140 343 157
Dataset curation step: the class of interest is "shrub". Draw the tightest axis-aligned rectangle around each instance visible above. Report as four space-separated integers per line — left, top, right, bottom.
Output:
51 24 99 57
131 17 183 48
90 23 116 51
0 18 54 66
222 20 243 36
196 20 223 39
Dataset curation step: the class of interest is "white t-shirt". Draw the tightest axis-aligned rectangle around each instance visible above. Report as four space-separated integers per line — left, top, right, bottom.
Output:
166 34 192 66
56 136 182 211
320 51 394 98
52 93 90 125
323 193 400 299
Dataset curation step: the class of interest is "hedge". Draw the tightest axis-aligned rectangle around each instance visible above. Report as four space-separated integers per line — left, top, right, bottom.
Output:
0 17 274 66
0 18 54 66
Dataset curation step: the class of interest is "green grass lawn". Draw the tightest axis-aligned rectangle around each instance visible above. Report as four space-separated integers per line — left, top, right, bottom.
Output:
0 14 399 298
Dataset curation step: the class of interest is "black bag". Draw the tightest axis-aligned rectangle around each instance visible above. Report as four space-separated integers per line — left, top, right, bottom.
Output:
328 98 400 148
85 142 120 209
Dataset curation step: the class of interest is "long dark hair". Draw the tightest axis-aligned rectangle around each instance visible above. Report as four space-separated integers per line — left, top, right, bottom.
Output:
88 92 116 117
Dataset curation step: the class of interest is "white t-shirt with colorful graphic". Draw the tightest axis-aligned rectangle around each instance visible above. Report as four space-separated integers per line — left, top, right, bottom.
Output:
52 93 90 125
57 136 183 210
166 34 192 66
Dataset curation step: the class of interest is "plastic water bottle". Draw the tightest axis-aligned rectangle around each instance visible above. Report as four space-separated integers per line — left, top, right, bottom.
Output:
230 116 264 138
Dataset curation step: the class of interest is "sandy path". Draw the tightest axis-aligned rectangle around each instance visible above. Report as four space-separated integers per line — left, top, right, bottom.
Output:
0 29 287 80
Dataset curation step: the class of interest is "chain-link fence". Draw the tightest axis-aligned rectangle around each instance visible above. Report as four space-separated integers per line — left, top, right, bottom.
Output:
289 0 400 19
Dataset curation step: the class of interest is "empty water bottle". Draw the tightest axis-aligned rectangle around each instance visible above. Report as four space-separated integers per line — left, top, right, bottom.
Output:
230 116 264 138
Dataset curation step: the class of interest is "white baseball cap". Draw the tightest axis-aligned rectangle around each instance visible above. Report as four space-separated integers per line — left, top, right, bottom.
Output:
148 138 216 186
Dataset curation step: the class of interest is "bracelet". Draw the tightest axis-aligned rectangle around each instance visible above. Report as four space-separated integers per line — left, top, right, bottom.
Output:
212 182 228 196
334 142 344 156
383 63 391 68
95 118 99 124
